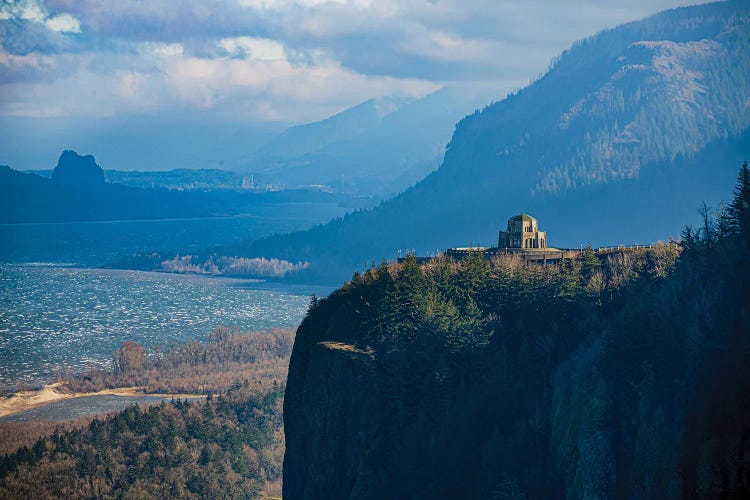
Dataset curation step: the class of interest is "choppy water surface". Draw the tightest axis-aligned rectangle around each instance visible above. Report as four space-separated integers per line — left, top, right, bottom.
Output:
0 264 325 390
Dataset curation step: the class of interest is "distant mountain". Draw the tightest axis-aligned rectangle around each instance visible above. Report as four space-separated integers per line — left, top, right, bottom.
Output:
0 151 362 224
2 90 498 197
51 150 105 188
254 96 409 163
249 87 504 196
235 0 750 283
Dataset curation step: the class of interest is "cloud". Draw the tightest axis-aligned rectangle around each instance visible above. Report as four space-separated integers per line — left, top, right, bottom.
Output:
0 0 710 123
218 36 286 61
0 38 436 123
1 0 81 32
0 0 46 23
45 13 80 33
140 42 184 59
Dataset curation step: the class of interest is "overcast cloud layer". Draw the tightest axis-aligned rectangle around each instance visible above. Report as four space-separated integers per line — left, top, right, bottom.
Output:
0 0 707 125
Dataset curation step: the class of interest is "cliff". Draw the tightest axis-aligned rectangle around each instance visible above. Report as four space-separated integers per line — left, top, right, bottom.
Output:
283 168 750 498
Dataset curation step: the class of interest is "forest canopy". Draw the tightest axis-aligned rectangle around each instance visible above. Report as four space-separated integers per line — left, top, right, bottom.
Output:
283 162 750 498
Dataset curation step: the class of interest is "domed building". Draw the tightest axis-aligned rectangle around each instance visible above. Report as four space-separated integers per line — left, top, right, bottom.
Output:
407 212 571 265
498 213 546 249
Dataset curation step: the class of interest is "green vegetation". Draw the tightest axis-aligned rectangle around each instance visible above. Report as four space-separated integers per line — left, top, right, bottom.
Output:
283 164 750 497
0 328 295 498
0 384 284 499
0 418 96 458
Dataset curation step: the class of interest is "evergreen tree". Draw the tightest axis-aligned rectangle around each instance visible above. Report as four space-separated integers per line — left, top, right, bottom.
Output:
580 243 601 279
727 160 750 242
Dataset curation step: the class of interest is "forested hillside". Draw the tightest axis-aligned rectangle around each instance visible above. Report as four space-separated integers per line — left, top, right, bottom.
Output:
282 164 750 498
0 385 284 498
0 328 295 498
239 1 750 283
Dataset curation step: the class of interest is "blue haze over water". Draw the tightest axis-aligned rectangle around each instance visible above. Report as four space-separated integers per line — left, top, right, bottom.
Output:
0 211 344 392
0 264 328 390
0 202 347 266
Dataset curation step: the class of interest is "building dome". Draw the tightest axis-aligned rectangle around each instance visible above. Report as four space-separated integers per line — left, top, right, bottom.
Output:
509 213 537 222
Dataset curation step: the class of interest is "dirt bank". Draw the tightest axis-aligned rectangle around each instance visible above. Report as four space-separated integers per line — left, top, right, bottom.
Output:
0 382 206 418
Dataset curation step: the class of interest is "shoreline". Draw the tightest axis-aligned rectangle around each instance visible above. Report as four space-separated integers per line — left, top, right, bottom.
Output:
3 262 338 290
0 382 207 419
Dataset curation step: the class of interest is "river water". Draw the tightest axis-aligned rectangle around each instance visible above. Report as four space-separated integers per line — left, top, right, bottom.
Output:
0 394 205 423
0 263 329 390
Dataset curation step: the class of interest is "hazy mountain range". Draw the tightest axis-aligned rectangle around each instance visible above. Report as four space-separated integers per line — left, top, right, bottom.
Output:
7 86 501 198
0 151 362 224
233 0 750 282
248 87 503 196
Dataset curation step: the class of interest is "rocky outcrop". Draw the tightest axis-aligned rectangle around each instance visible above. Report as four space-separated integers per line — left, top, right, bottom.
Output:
51 150 105 188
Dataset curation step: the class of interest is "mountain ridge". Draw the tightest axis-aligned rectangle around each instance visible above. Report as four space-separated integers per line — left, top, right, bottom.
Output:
234 0 750 282
253 95 411 163
0 151 360 224
248 86 504 195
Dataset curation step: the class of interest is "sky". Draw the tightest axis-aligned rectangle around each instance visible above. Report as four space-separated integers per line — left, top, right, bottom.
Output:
0 0 710 122
0 0 708 169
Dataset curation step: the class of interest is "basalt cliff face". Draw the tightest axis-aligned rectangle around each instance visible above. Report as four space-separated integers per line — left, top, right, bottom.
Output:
283 334 380 498
283 222 750 498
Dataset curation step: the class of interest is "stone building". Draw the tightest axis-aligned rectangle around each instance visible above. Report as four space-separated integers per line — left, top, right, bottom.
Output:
401 212 663 266
403 212 572 264
498 213 546 249
442 212 570 263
